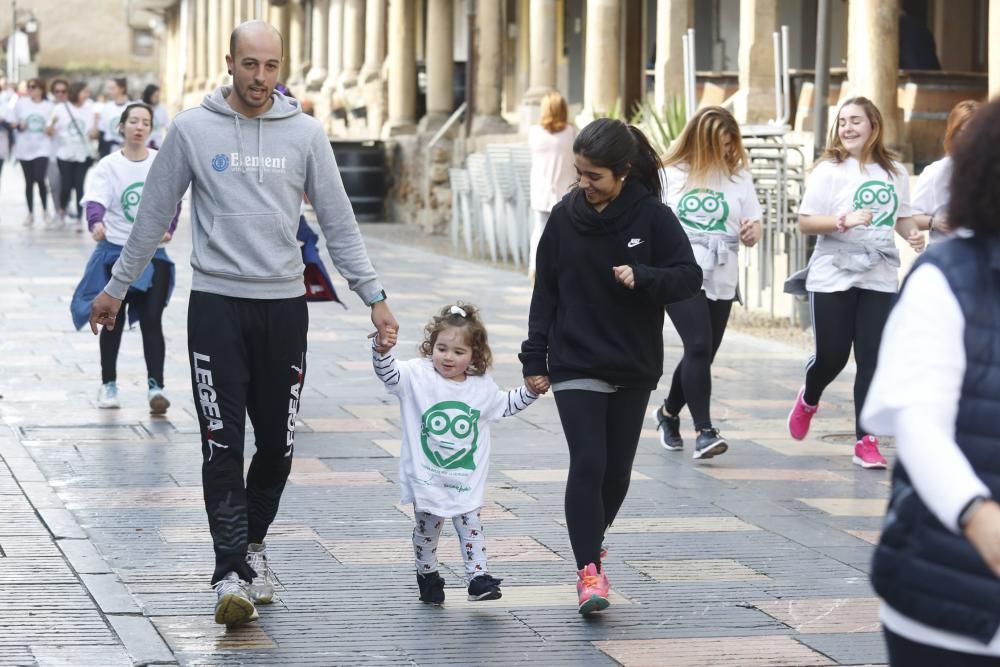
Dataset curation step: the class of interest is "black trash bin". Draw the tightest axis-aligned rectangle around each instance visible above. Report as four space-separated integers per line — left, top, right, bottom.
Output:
330 140 385 222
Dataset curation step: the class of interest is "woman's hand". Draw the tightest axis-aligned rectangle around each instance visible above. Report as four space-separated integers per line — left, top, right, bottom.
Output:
739 219 762 247
907 229 926 253
91 222 106 242
845 209 873 229
525 375 550 395
612 265 635 289
964 500 1000 578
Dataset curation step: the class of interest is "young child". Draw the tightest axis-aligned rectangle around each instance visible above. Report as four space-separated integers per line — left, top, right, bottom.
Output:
371 303 541 605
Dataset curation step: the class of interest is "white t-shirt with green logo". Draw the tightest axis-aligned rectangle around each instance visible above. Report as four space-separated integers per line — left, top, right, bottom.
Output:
376 354 536 517
49 100 96 162
81 149 156 246
799 157 912 294
660 164 763 301
10 98 53 161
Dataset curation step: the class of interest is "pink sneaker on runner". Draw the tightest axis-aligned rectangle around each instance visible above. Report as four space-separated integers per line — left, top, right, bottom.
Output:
788 386 819 440
576 563 610 615
853 435 888 469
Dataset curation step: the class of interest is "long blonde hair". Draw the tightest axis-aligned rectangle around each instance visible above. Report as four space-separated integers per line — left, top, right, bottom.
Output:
820 96 899 176
661 106 749 186
540 90 568 133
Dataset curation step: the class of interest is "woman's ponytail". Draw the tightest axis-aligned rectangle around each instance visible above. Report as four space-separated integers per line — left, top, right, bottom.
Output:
626 124 664 202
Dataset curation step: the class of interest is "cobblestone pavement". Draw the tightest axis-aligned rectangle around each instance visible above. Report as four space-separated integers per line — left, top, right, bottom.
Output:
0 167 890 666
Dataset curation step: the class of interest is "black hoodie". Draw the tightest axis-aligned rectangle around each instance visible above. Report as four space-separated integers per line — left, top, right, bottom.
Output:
519 180 702 390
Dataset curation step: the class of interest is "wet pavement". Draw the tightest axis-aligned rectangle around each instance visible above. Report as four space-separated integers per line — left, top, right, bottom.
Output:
0 165 890 666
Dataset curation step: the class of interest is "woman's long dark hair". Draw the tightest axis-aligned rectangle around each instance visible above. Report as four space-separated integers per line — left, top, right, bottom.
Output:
573 118 663 201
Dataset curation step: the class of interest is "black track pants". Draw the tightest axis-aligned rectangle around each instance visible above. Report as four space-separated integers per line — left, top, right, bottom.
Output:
555 388 651 571
188 291 308 584
804 288 893 440
664 292 734 430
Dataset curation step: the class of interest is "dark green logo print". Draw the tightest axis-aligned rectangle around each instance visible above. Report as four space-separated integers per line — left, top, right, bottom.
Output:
120 181 144 223
420 400 480 471
677 188 730 232
852 180 898 227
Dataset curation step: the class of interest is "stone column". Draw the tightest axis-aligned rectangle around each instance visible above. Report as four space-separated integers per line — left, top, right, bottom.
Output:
194 0 209 90
733 0 776 124
472 0 510 134
360 0 387 83
207 0 221 81
268 2 291 81
233 0 243 27
847 0 900 146
287 0 307 85
324 0 344 89
340 0 365 86
654 0 694 113
421 0 454 130
220 0 234 83
581 0 621 123
518 0 556 128
306 0 330 89
384 0 416 135
991 0 1000 99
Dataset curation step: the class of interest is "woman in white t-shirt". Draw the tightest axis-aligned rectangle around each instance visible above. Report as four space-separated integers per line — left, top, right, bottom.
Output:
910 100 980 244
785 97 925 469
97 77 131 158
48 81 98 229
654 106 762 460
141 84 170 149
11 78 54 226
528 91 576 280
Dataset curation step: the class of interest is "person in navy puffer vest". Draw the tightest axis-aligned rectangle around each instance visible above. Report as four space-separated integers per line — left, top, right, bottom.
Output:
860 98 1000 665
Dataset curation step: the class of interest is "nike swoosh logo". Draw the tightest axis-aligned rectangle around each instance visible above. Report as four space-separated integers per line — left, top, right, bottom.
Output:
627 239 644 248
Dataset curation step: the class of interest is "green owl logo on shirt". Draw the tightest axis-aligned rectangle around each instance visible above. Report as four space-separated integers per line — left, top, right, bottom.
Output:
853 180 898 227
677 189 730 232
25 113 45 133
120 181 144 223
420 401 480 471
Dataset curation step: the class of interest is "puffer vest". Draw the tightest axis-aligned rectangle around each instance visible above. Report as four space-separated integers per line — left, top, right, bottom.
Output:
871 235 1000 644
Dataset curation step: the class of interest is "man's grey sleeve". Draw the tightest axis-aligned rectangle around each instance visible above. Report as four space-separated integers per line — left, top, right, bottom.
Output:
104 127 193 300
304 128 384 305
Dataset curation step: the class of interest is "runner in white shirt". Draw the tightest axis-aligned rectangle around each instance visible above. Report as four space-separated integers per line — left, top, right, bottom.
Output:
910 100 981 244
141 84 170 149
10 78 54 226
528 91 576 280
48 81 97 229
785 97 924 469
653 106 762 461
97 77 131 157
371 303 539 606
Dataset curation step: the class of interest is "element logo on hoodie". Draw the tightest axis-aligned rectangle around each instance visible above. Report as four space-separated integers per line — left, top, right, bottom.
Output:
420 401 480 471
677 188 730 232
120 182 144 223
211 153 231 172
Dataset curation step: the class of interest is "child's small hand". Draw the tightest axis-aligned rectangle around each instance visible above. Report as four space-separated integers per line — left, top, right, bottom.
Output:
368 327 397 353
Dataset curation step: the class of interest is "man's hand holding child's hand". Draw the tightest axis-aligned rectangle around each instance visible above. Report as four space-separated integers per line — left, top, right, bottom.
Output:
369 326 398 354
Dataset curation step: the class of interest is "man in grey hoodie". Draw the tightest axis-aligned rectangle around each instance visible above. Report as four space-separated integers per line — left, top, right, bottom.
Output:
89 21 398 627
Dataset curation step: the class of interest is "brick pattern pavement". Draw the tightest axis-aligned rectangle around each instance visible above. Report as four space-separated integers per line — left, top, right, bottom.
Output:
0 179 891 665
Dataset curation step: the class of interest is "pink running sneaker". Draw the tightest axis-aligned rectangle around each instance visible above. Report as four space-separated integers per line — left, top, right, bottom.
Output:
788 386 819 440
576 563 610 615
853 435 888 469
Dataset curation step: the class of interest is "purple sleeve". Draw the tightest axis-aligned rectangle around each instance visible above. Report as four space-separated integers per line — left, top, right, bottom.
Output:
86 202 106 231
167 201 181 236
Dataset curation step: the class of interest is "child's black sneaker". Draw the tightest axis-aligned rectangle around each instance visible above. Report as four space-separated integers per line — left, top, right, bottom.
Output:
417 571 445 605
467 574 503 601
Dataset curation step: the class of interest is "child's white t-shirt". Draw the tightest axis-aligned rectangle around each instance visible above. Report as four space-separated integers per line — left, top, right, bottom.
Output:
660 164 763 300
49 100 96 162
381 356 533 517
11 98 53 161
81 149 157 246
799 157 912 294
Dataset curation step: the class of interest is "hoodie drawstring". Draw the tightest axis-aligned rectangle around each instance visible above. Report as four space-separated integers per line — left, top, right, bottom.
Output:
257 118 264 184
234 114 248 175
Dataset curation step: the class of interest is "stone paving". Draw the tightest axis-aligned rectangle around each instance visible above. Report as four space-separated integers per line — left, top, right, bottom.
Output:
0 165 892 666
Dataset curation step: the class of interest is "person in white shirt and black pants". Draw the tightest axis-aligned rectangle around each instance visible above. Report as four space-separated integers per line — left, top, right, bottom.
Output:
862 97 1000 667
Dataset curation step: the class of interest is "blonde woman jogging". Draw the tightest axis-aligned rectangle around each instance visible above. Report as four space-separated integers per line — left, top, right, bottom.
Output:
654 106 763 460
785 97 924 469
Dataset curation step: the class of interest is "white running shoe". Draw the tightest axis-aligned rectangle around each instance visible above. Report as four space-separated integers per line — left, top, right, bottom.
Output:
22 213 34 227
246 543 275 604
147 379 170 415
213 572 258 626
97 382 120 409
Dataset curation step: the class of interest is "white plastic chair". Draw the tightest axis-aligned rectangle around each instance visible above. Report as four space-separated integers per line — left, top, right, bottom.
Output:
466 153 497 262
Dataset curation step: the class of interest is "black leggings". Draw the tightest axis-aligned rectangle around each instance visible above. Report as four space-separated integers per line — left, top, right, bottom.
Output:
555 388 651 570
804 288 893 440
19 157 48 213
99 259 171 386
664 292 734 430
885 629 1000 666
57 158 91 215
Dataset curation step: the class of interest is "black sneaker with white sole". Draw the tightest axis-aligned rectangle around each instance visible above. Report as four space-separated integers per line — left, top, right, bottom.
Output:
417 571 446 605
467 574 503 601
693 428 728 460
656 409 684 451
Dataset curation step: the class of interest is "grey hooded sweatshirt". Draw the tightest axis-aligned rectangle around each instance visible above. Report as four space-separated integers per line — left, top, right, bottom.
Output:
105 87 383 303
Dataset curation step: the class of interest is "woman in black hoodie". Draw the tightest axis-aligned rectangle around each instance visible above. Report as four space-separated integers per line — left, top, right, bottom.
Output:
519 118 702 615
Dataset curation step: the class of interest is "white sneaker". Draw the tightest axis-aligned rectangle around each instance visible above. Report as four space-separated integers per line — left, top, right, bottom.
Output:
22 213 34 227
246 543 275 604
97 382 120 409
213 572 258 626
147 379 170 415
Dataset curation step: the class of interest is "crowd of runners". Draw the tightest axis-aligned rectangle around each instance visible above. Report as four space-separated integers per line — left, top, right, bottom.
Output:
2 15 989 667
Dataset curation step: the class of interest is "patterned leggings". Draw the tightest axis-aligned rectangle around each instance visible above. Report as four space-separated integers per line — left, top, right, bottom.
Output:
413 508 489 581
